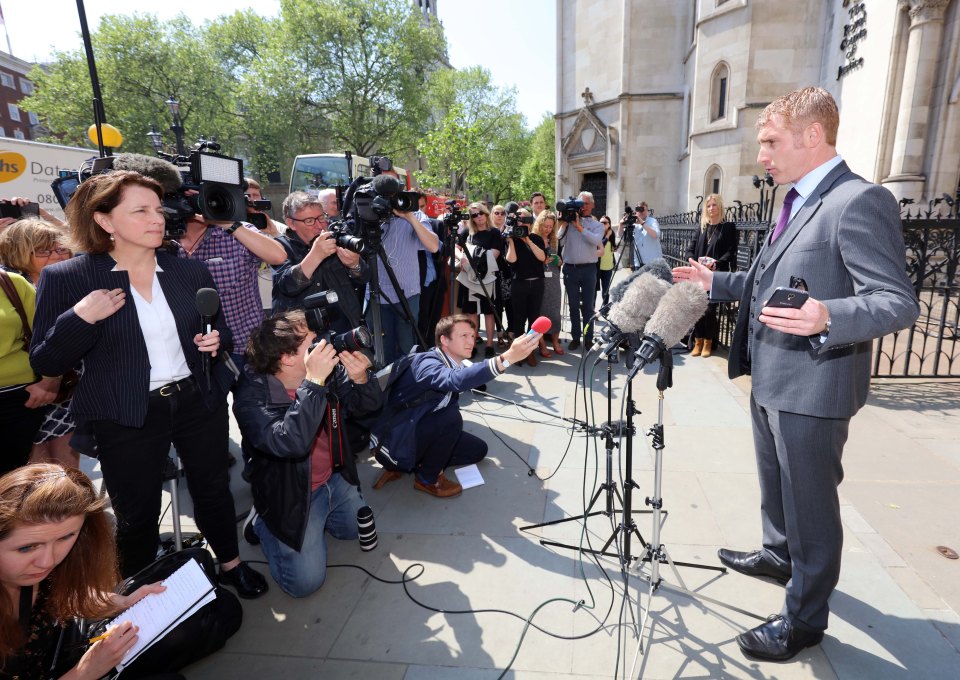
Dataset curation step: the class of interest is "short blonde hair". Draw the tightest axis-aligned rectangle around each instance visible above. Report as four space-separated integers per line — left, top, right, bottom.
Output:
757 87 839 146
0 217 66 278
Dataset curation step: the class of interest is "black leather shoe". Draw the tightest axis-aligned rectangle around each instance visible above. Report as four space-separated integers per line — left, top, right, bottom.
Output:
737 615 823 661
718 548 791 585
568 339 581 351
219 561 268 599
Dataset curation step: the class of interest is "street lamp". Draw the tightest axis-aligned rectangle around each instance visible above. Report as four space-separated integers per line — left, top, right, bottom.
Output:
147 125 163 154
166 95 186 156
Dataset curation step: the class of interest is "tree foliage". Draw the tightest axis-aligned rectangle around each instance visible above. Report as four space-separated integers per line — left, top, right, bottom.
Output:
512 113 556 206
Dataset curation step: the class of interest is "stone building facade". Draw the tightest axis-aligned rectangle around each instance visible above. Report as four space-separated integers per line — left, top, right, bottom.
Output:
556 0 960 217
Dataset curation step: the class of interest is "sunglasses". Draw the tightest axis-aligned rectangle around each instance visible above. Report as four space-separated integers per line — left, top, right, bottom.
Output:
492 211 505 216
470 212 485 219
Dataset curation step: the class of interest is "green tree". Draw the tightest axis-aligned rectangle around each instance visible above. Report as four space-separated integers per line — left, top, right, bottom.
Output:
23 13 241 156
417 66 528 202
513 113 556 205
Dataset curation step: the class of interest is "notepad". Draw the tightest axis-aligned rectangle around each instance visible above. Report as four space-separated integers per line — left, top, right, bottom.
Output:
107 556 216 672
454 463 485 490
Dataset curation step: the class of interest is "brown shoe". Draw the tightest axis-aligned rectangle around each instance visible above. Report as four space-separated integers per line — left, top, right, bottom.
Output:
701 339 713 358
690 338 703 356
373 469 404 490
414 471 463 498
526 354 538 367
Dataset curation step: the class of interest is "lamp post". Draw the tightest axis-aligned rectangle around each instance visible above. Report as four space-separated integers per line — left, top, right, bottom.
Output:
166 96 186 156
147 125 164 154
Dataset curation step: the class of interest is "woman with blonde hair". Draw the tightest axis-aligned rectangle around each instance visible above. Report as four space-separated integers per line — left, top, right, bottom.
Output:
455 202 503 357
683 193 737 357
0 218 79 469
533 211 564 357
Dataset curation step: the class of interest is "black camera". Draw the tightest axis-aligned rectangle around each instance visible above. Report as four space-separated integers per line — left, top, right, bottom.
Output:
243 196 272 231
443 199 465 228
178 145 248 223
505 223 530 239
303 289 374 353
327 219 367 255
555 197 585 222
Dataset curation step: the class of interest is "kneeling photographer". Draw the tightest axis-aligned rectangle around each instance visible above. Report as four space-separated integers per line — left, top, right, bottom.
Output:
233 309 382 598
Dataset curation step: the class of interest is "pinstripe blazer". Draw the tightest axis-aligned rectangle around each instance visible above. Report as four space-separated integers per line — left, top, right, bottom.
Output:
29 250 234 428
711 161 919 419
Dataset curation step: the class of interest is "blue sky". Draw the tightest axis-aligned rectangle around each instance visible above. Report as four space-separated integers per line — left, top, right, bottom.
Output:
1 0 556 128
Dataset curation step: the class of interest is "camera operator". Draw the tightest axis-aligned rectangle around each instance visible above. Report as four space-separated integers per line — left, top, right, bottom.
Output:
374 177 439 364
245 178 287 318
504 209 546 366
557 191 604 350
619 200 661 271
272 192 369 335
233 310 382 597
370 314 540 498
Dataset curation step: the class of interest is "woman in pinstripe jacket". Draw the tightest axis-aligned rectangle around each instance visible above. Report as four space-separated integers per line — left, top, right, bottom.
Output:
28 171 267 598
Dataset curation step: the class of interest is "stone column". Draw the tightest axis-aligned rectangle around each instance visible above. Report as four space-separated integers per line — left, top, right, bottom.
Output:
883 0 952 200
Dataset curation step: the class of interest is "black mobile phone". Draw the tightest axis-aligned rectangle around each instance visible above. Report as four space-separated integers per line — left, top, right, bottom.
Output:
767 287 809 309
0 202 40 219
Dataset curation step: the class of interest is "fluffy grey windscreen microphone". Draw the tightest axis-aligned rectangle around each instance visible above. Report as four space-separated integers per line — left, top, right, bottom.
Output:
643 281 708 347
371 174 401 197
608 273 672 333
112 154 183 194
608 258 673 304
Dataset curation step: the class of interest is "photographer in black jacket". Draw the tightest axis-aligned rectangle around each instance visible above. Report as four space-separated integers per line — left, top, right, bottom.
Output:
233 310 382 598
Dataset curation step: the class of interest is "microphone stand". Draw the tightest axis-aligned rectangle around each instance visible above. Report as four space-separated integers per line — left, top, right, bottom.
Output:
519 337 650 561
629 349 763 677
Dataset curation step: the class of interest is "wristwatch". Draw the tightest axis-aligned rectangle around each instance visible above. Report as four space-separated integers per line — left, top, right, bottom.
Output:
499 355 511 370
224 221 243 236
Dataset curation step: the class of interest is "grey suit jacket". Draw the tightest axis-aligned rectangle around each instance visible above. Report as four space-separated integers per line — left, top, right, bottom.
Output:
711 161 919 419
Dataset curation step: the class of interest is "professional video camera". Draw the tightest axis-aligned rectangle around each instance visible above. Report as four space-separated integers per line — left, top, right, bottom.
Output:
555 196 584 222
442 198 465 228
303 289 374 353
342 155 419 244
503 201 534 239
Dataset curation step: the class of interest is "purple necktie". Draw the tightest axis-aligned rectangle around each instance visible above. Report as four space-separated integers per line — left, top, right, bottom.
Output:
770 188 799 243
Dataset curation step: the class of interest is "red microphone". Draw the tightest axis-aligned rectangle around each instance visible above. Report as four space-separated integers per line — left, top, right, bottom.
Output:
528 316 552 335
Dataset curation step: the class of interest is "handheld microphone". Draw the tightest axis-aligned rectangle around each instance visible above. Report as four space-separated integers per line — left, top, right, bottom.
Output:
195 288 221 392
527 316 552 335
628 282 708 377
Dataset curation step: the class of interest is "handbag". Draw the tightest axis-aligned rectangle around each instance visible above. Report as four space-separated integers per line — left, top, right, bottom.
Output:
0 269 80 403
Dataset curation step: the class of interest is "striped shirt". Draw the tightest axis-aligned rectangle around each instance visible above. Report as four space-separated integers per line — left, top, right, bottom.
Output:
375 211 433 304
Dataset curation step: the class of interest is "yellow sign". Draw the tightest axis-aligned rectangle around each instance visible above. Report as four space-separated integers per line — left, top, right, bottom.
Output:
0 152 27 183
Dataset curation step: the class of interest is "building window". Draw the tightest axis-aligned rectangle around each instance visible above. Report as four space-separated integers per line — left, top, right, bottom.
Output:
710 63 730 122
705 165 722 196
28 112 39 126
0 126 5 137
20 79 33 94
7 104 21 122
13 129 25 140
0 73 14 89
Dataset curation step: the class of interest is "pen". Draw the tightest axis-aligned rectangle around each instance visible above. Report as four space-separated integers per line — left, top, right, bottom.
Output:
88 631 113 644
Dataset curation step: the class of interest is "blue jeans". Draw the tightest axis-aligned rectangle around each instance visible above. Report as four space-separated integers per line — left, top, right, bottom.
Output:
254 473 364 598
379 294 420 365
562 264 598 343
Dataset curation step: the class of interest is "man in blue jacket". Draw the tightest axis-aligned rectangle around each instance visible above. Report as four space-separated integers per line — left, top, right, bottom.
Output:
371 314 540 498
233 310 382 597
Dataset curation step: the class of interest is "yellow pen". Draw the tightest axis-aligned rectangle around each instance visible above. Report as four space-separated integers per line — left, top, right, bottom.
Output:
88 630 113 644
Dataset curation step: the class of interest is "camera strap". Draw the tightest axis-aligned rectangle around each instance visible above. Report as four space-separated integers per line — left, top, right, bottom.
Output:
327 396 349 470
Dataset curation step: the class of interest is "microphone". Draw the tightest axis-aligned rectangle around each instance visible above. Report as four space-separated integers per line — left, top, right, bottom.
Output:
628 282 708 377
528 316 552 335
195 288 221 391
602 258 672 316
371 174 401 198
596 274 671 360
113 153 183 194
504 201 521 216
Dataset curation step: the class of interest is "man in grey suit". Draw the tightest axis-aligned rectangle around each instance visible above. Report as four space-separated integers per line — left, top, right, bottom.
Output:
674 87 919 662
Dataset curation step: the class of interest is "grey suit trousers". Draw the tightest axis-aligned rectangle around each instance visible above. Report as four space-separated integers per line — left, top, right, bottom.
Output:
750 393 850 632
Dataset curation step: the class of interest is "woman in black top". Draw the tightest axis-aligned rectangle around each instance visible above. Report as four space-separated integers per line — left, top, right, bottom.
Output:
505 210 546 366
456 203 503 357
684 193 738 357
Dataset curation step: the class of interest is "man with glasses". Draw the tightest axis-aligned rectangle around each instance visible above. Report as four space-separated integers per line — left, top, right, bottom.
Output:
619 201 661 271
558 190 604 350
273 191 369 336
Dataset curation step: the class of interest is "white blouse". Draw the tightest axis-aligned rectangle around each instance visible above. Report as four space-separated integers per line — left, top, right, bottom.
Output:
126 265 192 391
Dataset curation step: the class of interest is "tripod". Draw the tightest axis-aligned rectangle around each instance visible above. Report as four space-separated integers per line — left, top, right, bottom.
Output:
520 344 650 562
629 353 763 676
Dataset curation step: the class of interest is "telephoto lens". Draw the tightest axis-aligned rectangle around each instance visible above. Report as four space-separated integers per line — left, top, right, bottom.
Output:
357 506 378 551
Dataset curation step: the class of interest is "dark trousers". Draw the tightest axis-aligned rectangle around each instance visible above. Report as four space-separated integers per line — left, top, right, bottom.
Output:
562 263 598 342
750 393 850 632
415 404 487 482
509 277 545 337
0 387 45 475
93 382 239 577
693 302 720 342
598 267 613 308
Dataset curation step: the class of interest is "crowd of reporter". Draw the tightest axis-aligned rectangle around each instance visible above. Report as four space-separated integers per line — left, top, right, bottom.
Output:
0 168 656 675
